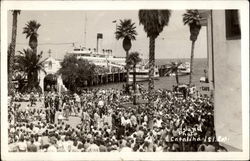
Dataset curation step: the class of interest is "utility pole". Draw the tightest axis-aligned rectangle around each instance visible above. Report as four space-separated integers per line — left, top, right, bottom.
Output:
48 49 52 57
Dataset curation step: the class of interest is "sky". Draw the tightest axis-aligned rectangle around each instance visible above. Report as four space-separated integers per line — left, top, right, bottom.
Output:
8 10 207 60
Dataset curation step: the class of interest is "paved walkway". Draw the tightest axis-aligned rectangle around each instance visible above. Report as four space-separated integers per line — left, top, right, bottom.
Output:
15 101 81 128
15 100 150 129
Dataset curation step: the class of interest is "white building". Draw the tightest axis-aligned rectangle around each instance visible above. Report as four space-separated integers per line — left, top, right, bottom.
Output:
200 10 242 151
39 54 66 94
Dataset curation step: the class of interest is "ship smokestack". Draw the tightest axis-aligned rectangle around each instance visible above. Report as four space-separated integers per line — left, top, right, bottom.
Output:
97 33 103 53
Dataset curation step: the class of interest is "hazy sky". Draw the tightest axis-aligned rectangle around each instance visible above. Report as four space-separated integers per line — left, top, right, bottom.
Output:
8 10 207 60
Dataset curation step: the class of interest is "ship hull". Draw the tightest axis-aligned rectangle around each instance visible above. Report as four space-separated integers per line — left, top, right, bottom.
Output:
128 68 160 82
128 75 160 82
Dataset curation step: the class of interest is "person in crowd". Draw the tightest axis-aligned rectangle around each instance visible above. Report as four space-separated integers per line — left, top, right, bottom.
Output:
47 137 57 152
86 139 100 152
40 130 50 150
57 109 64 124
16 136 27 152
27 138 38 152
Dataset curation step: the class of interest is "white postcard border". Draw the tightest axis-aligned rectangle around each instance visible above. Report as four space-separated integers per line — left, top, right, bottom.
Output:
1 1 249 160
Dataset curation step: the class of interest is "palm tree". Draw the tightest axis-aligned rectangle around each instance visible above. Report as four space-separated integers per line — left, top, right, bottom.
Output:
23 20 41 54
127 51 142 105
8 44 12 75
183 10 202 86
169 62 182 85
8 10 20 94
16 48 46 91
115 19 137 92
138 10 171 104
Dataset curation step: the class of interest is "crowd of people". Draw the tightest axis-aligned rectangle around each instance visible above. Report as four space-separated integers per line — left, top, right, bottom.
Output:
8 84 227 152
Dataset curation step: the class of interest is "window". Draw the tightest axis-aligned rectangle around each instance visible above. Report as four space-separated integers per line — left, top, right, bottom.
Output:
225 10 241 40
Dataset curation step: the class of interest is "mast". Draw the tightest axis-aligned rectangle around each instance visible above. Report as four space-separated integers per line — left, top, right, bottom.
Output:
84 12 87 48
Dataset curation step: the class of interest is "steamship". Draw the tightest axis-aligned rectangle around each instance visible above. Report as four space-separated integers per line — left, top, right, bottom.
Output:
67 47 126 69
128 62 160 82
67 33 126 69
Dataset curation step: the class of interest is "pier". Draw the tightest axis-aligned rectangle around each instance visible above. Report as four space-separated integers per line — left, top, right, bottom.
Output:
84 71 127 87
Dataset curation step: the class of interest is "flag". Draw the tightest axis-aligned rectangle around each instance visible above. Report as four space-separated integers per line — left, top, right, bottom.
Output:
97 33 103 39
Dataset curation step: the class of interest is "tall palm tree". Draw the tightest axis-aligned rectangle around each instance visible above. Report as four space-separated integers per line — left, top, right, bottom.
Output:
127 51 142 105
8 44 12 75
183 10 202 86
23 20 41 54
115 19 137 92
138 10 171 104
8 10 20 94
16 48 46 91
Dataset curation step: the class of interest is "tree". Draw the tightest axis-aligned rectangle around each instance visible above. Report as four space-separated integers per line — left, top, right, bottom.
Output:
16 48 46 91
12 54 28 92
169 62 182 85
115 19 137 91
23 20 41 55
8 44 12 75
8 10 20 94
12 70 27 93
138 10 171 105
183 10 202 86
58 55 102 92
127 51 142 105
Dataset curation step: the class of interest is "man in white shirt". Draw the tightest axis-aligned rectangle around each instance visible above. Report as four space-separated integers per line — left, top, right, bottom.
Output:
130 114 137 128
33 125 39 134
86 139 100 152
62 136 71 152
17 138 27 152
156 116 163 128
120 142 133 152
47 139 57 152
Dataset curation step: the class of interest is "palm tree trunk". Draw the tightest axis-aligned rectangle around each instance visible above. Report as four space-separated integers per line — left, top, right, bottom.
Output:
175 71 179 85
34 48 38 55
34 38 38 55
189 41 195 86
29 35 38 55
8 11 18 94
34 71 39 87
27 72 33 89
126 50 130 91
148 37 155 106
133 65 136 105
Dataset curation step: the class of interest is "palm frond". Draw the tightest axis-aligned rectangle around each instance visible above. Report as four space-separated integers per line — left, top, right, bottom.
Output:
138 10 171 38
182 10 201 26
115 19 137 41
16 48 45 83
126 51 142 67
22 20 41 39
